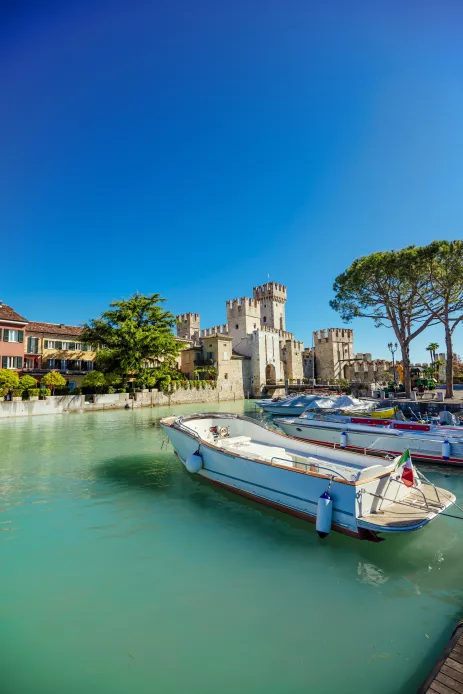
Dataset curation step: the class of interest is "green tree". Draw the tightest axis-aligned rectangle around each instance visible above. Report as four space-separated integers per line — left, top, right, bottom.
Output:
0 369 20 391
426 342 440 365
81 371 106 393
417 241 463 398
19 375 38 391
330 248 436 396
81 293 181 379
41 371 67 394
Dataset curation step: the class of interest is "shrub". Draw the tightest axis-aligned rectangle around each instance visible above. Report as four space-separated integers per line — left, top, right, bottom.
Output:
116 387 126 393
29 388 40 397
0 387 5 398
19 375 38 391
0 370 20 390
41 371 66 394
73 387 82 395
54 386 71 395
40 388 51 398
107 386 115 394
12 388 23 397
81 371 106 393
201 380 206 389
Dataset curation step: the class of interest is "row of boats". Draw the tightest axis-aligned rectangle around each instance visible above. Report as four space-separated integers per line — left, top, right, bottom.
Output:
161 393 462 544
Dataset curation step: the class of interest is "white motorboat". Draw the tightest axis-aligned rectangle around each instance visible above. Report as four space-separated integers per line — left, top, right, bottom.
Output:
257 393 376 416
160 413 455 542
275 412 463 465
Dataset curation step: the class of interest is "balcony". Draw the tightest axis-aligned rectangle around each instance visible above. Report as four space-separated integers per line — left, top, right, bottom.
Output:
193 358 216 367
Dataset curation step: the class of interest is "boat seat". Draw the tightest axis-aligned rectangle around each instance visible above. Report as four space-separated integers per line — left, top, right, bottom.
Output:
216 436 252 447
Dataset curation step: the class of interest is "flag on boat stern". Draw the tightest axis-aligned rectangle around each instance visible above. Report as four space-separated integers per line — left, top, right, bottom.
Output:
397 448 414 487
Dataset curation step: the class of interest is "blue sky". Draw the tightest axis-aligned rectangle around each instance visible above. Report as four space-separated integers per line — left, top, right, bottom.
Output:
1 0 462 361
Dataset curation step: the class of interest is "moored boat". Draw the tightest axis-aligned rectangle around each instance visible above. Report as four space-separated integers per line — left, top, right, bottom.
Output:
257 393 377 416
275 412 463 465
160 413 455 541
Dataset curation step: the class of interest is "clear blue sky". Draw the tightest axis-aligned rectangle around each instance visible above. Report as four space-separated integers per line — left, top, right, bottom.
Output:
2 0 462 361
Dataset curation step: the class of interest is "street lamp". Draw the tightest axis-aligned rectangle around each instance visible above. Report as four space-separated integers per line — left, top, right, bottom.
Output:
388 342 398 385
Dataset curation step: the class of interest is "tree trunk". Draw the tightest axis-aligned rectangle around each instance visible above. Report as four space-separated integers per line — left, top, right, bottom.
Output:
401 343 411 397
445 325 454 399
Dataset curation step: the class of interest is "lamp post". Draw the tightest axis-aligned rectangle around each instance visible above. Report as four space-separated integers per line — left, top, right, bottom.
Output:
388 342 398 385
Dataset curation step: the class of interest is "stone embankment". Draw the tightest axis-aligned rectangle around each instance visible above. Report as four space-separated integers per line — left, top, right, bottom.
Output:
0 384 244 419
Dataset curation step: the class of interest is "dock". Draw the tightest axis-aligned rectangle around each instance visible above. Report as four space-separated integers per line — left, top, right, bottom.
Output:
419 621 463 693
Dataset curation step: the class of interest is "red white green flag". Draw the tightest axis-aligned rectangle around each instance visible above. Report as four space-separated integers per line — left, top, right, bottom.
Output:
397 448 414 487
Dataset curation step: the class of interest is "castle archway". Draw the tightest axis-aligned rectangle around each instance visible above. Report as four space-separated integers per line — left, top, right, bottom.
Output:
265 363 276 384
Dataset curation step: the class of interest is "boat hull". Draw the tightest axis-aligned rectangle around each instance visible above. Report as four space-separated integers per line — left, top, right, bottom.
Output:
276 419 463 466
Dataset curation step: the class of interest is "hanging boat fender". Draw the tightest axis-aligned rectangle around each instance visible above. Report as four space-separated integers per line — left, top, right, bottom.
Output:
442 440 451 461
185 450 203 473
316 490 333 538
340 430 348 449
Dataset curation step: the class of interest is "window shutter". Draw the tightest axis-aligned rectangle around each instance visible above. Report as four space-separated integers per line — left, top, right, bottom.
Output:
44 340 48 348
2 356 7 368
56 341 62 350
16 357 22 368
0 329 2 340
18 330 24 343
3 330 9 342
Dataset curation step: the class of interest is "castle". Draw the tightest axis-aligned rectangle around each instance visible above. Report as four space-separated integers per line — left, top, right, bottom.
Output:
176 282 304 396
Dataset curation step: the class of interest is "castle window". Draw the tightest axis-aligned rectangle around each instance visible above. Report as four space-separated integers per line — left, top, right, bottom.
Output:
235 324 238 329
263 316 267 323
224 373 228 379
253 324 256 329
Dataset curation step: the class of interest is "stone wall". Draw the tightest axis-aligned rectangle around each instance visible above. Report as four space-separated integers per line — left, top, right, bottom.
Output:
0 385 245 419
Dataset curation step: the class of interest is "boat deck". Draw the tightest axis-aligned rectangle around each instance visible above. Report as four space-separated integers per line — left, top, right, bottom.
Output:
359 487 455 529
419 622 463 693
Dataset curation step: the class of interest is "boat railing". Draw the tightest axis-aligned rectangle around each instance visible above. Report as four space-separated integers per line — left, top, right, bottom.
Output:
270 456 351 482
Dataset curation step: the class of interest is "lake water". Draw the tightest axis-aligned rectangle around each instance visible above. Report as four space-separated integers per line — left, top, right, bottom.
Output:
1 400 462 694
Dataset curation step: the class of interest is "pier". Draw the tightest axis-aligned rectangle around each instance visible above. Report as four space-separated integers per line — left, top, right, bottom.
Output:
419 621 463 693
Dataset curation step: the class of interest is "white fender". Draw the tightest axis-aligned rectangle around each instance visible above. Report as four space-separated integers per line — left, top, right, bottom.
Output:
185 452 203 474
316 491 333 538
442 440 451 461
340 431 348 449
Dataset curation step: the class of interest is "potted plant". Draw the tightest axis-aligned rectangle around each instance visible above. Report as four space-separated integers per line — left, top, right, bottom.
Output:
12 388 23 402
29 388 40 401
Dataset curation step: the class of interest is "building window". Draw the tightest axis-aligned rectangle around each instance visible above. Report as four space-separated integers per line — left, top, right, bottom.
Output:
235 324 239 329
3 329 24 343
263 316 267 323
224 373 228 379
44 340 88 350
253 323 256 329
26 337 40 353
1 356 22 369
206 352 213 360
223 352 228 361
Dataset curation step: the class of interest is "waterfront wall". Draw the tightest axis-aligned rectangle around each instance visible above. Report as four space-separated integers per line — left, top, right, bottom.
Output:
0 384 245 419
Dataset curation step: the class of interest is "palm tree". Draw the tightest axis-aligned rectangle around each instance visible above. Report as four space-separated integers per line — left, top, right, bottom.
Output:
426 342 440 364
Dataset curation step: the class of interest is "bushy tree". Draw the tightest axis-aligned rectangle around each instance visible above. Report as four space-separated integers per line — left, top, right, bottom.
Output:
416 241 463 398
19 375 38 391
41 371 66 394
0 369 20 390
330 248 436 396
81 371 106 393
81 293 181 379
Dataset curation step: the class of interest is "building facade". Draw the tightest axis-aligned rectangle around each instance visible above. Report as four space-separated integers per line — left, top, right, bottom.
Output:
24 322 97 387
0 302 28 371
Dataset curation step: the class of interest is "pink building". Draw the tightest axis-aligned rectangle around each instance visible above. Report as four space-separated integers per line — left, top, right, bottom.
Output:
0 302 28 370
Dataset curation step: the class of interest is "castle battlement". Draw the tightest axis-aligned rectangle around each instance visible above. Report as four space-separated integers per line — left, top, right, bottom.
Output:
226 297 259 311
201 324 229 338
314 328 354 343
177 313 200 323
253 282 287 303
285 338 304 350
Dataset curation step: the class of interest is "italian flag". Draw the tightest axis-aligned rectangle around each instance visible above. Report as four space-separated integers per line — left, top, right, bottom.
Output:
397 448 414 487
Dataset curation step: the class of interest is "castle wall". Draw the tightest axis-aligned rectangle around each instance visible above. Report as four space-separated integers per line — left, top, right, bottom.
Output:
282 339 304 380
253 282 287 331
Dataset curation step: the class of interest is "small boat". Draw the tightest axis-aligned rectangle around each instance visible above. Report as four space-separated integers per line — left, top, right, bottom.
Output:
275 412 463 465
161 413 455 541
257 394 376 416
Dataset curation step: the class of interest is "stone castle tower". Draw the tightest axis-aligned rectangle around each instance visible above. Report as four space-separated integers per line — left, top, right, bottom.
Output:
313 328 354 380
226 297 261 353
176 313 200 344
253 282 286 331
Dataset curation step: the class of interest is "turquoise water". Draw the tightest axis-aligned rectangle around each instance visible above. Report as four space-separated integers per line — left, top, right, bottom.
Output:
1 400 462 694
